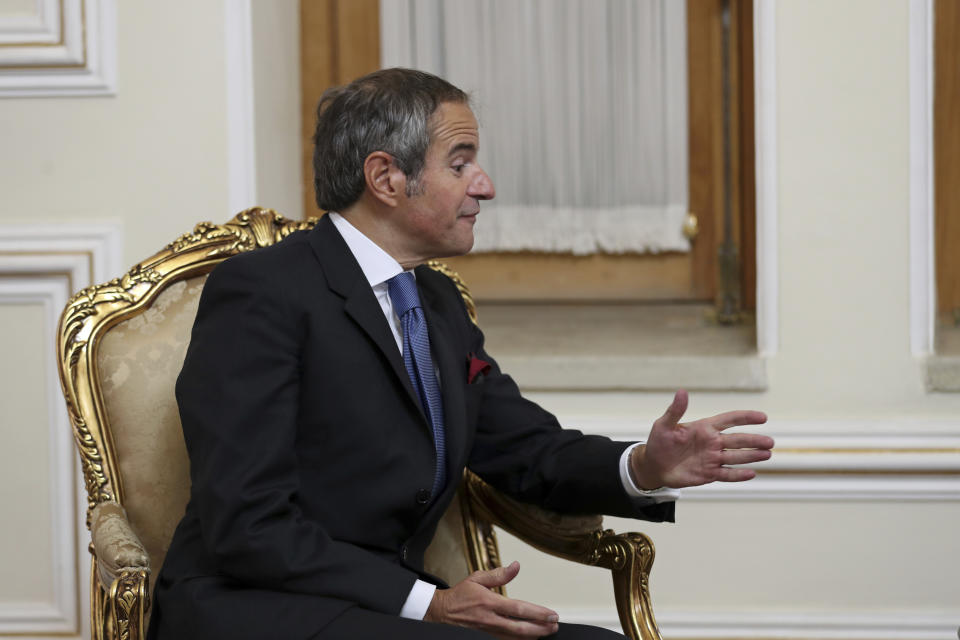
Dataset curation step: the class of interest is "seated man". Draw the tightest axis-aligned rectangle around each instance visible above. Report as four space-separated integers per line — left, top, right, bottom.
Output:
148 68 773 640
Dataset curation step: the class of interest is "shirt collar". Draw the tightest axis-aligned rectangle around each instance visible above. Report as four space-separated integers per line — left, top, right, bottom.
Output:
329 212 406 287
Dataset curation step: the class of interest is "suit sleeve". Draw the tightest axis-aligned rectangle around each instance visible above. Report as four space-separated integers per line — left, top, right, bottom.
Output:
175 256 417 613
443 280 674 522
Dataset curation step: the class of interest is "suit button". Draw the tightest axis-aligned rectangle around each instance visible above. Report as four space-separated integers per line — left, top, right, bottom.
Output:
400 545 408 561
416 489 431 505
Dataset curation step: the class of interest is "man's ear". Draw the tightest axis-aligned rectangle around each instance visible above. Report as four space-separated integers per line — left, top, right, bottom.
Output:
364 151 406 207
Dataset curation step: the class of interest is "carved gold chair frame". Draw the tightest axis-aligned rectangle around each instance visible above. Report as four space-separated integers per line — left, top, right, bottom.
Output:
56 208 663 640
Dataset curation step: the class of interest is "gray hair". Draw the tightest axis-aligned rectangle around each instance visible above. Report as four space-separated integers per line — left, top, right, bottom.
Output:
312 68 469 211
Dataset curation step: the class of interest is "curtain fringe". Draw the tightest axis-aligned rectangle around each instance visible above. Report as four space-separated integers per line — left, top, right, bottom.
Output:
470 204 691 255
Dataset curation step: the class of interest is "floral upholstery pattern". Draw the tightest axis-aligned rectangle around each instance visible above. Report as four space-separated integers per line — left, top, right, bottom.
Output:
91 501 149 586
96 277 204 581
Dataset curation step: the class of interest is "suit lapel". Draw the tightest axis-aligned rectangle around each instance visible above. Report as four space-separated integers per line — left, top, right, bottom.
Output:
307 216 424 418
308 218 466 507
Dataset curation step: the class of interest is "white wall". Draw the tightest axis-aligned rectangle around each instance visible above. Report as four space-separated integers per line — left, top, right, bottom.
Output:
0 1 956 638
0 2 230 265
501 1 960 637
0 1 230 637
0 304 52 605
251 0 303 220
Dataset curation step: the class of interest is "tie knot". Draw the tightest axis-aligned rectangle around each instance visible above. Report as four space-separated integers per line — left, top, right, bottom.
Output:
387 271 421 316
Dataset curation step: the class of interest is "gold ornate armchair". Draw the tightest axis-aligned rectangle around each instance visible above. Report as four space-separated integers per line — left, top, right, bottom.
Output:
56 208 662 640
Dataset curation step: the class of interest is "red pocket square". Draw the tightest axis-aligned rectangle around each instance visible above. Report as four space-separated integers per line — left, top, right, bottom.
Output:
467 353 491 383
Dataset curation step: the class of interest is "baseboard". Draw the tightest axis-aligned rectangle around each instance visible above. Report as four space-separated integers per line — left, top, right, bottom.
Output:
557 607 960 639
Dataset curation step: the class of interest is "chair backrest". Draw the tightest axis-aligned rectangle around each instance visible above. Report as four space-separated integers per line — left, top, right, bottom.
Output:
58 208 478 592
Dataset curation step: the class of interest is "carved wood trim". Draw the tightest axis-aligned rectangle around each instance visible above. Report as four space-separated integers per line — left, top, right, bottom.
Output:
461 471 662 640
57 208 316 525
107 569 149 640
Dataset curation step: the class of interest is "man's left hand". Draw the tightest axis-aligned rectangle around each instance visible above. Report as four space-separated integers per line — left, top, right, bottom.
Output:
630 389 773 490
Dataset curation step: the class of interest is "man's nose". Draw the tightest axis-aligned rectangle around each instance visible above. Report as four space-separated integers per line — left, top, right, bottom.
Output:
469 168 495 200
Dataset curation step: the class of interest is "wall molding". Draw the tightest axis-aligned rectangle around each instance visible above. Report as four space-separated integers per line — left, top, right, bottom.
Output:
574 415 960 439
224 0 257 217
0 223 121 636
572 417 960 500
754 0 779 357
0 222 123 282
0 0 117 98
909 0 935 357
559 607 959 640
0 276 78 634
0 0 59 45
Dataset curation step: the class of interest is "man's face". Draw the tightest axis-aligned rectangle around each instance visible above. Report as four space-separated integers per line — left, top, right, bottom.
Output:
396 101 495 261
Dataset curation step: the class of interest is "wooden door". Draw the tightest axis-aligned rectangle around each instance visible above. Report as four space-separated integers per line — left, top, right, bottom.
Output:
299 0 381 219
936 0 960 318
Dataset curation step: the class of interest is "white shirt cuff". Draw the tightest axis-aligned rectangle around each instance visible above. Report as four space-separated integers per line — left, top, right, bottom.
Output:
399 579 436 620
619 442 681 503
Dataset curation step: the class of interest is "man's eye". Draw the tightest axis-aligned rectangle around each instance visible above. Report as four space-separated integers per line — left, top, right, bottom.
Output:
451 164 465 174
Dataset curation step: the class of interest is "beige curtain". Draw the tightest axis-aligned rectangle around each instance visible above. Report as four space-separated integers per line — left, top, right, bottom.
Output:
381 0 690 255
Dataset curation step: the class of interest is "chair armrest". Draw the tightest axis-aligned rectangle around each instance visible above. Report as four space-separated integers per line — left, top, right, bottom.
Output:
90 501 150 585
463 472 604 560
463 473 662 640
90 501 151 640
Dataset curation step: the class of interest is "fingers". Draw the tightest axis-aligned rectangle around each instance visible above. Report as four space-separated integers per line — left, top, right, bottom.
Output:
477 564 559 626
424 562 559 638
470 577 560 637
708 409 768 431
655 389 689 429
469 560 521 589
488 619 558 639
721 433 775 450
429 568 560 637
466 562 556 624
494 594 559 625
488 615 559 638
721 448 772 466
714 467 758 482
487 592 559 637
713 429 774 469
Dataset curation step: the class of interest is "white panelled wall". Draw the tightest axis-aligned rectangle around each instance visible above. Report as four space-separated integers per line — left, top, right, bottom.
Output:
0 1 956 639
498 1 960 636
0 1 231 637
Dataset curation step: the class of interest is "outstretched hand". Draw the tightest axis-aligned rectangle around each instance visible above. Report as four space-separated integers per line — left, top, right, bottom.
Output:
424 561 559 639
631 390 773 490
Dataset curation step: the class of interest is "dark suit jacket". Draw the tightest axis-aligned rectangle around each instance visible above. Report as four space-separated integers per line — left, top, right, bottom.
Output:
149 215 674 639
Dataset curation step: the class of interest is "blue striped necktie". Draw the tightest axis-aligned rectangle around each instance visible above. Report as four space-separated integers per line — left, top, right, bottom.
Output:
387 271 447 498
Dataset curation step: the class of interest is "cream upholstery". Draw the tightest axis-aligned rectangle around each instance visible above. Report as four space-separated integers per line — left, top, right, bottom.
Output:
57 209 663 640
96 277 202 582
90 501 149 586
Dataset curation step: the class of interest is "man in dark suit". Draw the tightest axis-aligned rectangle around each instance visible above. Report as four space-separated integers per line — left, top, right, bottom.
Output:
149 68 773 639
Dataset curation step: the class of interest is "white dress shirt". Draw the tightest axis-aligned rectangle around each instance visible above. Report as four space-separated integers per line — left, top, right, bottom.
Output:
328 213 678 620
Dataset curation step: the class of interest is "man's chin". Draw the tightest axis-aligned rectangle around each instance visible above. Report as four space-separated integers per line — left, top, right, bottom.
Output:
459 231 476 256
435 234 474 260
457 217 477 252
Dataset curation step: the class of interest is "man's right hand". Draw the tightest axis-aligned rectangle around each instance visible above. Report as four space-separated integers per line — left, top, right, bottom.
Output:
424 561 559 638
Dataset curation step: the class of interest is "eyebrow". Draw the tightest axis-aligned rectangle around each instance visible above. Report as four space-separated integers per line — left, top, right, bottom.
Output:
447 142 477 158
